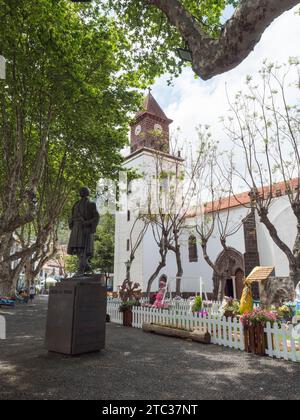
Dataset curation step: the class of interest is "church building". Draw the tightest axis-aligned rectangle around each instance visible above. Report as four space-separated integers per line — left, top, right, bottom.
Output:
113 93 297 298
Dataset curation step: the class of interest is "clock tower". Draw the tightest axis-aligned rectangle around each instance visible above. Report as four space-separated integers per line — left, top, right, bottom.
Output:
114 90 184 293
130 92 173 154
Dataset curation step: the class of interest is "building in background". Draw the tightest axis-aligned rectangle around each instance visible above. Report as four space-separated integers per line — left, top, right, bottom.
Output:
113 93 297 298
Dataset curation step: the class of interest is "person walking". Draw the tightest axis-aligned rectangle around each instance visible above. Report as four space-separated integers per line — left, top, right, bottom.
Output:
29 284 36 304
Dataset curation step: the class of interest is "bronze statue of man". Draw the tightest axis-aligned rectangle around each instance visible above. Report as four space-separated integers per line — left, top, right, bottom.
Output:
67 187 100 275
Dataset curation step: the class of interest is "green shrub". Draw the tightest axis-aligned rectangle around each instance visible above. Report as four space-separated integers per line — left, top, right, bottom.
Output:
192 296 202 312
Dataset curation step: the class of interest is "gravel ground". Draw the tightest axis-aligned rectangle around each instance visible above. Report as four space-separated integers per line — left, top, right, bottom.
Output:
0 298 299 400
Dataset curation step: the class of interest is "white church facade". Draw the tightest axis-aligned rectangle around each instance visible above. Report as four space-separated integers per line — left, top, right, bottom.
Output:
113 93 297 298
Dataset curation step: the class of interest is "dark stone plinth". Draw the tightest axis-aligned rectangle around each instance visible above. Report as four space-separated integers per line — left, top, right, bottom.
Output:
45 276 107 355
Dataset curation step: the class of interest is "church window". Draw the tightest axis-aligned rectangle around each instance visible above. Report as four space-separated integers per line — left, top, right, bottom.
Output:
188 235 198 263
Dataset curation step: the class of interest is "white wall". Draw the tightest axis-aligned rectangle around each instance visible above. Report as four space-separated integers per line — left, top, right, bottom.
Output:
114 211 145 291
256 196 297 277
180 206 248 294
114 150 298 293
141 205 249 294
114 150 183 291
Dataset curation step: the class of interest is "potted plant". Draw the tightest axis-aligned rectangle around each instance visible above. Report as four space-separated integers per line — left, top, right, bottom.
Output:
219 298 241 318
118 280 142 327
277 304 294 322
120 300 140 327
241 308 278 356
191 296 202 314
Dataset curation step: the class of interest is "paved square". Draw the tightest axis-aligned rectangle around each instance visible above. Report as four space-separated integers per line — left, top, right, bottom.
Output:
0 298 299 400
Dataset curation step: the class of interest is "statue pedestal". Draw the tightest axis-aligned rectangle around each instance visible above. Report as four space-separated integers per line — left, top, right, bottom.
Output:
45 276 107 355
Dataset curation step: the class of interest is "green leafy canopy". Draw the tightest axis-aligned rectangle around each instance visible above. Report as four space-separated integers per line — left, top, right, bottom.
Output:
0 0 155 229
102 0 240 81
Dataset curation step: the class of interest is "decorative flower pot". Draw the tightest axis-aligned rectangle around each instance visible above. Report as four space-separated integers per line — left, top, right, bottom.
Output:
244 324 266 356
224 310 235 318
122 308 133 327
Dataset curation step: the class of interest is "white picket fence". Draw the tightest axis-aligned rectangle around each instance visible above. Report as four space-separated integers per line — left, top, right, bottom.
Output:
107 300 300 363
170 299 222 313
107 300 220 319
134 307 245 351
107 301 124 324
107 297 222 313
107 301 244 351
107 297 150 304
264 322 300 363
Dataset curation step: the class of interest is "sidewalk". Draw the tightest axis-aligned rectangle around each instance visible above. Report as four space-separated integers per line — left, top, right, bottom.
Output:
0 298 299 400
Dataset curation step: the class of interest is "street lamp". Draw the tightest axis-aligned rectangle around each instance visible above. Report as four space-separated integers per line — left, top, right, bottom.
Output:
0 55 6 80
124 260 131 282
177 48 193 63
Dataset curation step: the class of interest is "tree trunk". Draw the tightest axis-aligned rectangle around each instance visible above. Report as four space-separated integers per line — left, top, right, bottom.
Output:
201 241 224 300
290 266 300 290
0 266 14 296
259 209 297 271
292 228 300 288
175 246 183 295
260 209 300 290
0 235 17 296
24 264 35 289
0 261 24 297
217 276 226 301
147 260 166 295
212 274 220 301
167 230 183 295
126 262 131 283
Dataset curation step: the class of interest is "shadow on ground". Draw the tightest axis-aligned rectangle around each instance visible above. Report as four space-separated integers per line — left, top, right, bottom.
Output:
0 299 299 400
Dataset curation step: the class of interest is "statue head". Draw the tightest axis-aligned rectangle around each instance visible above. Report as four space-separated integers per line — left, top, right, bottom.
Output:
79 187 90 198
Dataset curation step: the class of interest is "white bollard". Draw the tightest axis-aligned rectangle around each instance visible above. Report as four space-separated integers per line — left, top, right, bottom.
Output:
0 55 6 80
0 315 6 339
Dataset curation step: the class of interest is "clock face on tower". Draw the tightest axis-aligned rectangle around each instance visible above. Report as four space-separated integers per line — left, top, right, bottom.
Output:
135 125 142 136
154 123 163 133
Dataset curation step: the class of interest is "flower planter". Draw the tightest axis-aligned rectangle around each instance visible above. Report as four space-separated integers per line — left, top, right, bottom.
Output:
223 310 239 319
244 324 266 356
122 308 133 327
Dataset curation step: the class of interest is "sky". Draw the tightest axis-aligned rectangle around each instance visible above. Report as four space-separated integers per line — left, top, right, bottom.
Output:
149 5 300 151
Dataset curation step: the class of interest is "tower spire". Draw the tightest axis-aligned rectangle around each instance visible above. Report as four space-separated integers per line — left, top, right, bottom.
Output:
130 91 173 154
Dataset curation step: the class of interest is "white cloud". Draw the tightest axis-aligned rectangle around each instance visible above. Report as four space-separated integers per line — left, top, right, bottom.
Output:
151 6 300 151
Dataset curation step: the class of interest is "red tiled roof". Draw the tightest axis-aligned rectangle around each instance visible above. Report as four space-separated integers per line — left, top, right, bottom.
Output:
204 192 251 213
135 93 172 122
186 178 299 217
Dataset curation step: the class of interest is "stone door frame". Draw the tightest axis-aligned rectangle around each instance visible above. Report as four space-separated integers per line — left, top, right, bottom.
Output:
213 248 245 299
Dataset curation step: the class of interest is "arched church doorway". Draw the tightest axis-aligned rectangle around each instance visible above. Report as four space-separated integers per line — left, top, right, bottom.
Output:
212 248 245 300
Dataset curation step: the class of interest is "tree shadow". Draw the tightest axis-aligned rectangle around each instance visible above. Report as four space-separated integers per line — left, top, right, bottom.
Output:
0 302 300 400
